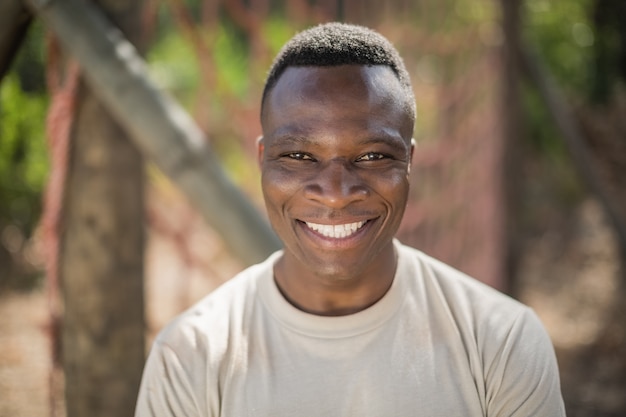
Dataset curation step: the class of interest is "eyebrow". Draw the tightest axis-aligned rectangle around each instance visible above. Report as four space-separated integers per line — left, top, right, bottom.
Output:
264 134 313 151
270 133 310 144
360 135 408 151
268 130 407 147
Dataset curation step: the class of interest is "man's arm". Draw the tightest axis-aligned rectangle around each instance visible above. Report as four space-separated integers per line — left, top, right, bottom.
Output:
135 341 202 417
485 308 566 417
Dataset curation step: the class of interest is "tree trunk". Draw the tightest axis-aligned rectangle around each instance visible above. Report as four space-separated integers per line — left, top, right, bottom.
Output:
60 0 145 416
499 0 524 295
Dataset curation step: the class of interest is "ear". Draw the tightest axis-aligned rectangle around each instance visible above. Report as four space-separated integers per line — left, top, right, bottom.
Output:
256 136 265 167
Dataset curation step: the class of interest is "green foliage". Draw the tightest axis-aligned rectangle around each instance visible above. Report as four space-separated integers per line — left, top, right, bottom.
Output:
588 0 626 103
521 86 584 205
454 0 497 26
147 32 201 106
0 74 49 234
0 21 47 289
524 0 595 93
146 16 297 192
148 16 297 100
521 0 593 208
212 23 251 99
262 17 296 57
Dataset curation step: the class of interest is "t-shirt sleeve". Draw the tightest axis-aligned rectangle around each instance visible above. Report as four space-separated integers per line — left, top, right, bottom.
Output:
485 307 566 417
134 341 203 417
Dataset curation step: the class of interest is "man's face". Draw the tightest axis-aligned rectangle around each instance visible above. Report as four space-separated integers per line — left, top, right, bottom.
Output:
259 65 414 280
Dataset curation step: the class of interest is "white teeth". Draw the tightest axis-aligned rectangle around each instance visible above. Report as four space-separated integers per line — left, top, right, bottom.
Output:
305 221 366 238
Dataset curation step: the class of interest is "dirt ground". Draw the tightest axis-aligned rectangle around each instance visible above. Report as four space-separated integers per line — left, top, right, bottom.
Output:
0 197 624 416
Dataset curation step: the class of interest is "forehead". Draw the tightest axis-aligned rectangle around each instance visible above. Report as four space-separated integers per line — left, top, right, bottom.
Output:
262 65 413 140
265 65 402 109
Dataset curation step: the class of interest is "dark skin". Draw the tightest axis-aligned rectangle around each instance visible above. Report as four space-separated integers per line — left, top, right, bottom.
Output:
259 65 415 316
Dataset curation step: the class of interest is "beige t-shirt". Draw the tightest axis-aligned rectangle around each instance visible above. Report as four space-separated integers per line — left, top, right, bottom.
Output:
135 241 565 417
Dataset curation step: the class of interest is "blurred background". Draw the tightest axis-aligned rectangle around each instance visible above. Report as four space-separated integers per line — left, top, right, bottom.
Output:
0 0 625 416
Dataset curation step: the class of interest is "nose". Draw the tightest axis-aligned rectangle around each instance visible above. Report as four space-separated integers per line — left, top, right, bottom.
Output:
303 159 369 208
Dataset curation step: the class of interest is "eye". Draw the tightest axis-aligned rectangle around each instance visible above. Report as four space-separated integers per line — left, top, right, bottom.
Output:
356 152 387 162
284 152 315 161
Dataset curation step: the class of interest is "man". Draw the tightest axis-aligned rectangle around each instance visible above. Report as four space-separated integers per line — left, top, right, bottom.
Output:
135 22 565 416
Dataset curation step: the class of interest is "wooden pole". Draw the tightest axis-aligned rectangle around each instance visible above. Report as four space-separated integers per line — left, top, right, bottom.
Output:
23 0 281 265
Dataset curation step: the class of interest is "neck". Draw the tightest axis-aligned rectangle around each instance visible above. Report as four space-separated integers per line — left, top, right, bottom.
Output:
273 244 397 316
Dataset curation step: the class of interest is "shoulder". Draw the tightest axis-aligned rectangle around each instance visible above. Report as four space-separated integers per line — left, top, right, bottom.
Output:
395 241 565 415
396 241 528 322
135 252 281 416
395 240 552 359
153 251 279 357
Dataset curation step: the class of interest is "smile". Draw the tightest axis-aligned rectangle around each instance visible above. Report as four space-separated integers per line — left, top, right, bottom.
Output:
304 220 367 239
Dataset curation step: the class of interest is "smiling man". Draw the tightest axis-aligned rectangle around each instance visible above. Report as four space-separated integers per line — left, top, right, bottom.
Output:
135 23 566 417
259 61 414 315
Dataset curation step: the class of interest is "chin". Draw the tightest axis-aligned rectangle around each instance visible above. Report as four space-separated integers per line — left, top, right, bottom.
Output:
299 251 373 282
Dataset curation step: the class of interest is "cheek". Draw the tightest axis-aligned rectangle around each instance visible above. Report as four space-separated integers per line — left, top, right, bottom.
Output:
261 168 302 209
370 170 410 203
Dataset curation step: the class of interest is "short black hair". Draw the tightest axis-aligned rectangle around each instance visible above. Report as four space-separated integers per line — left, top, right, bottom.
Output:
261 22 416 120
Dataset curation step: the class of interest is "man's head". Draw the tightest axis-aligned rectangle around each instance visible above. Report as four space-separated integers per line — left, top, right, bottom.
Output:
258 23 416 287
261 22 416 126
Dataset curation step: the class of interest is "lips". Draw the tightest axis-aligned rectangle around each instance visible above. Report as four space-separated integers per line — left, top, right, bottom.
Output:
303 220 367 239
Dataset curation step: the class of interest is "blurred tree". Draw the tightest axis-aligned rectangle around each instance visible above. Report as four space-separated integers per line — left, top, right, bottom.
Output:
583 0 626 276
0 0 32 83
519 0 626 414
500 0 524 295
523 0 626 280
590 0 626 104
58 0 146 415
